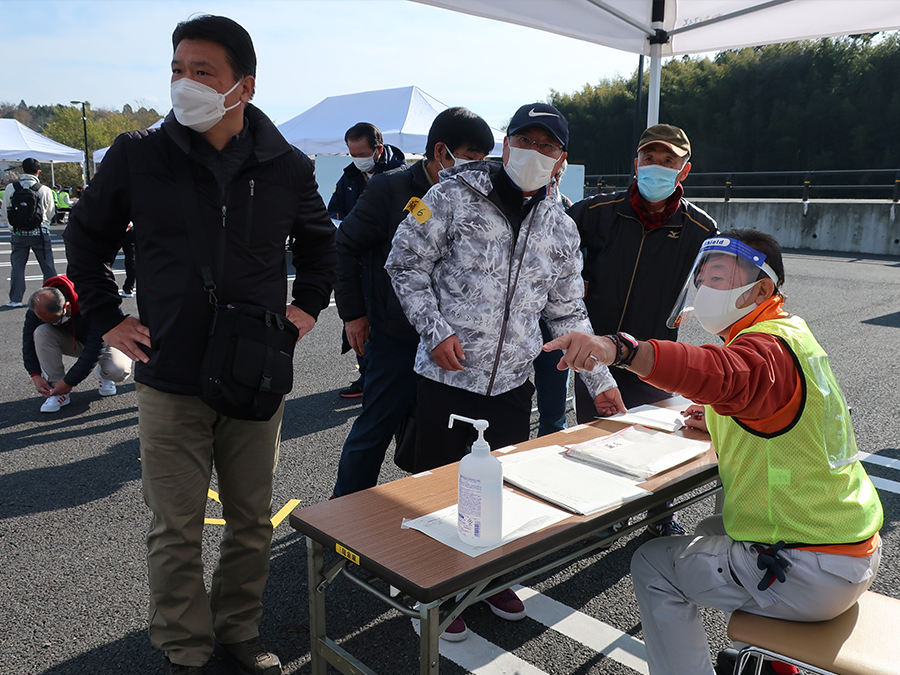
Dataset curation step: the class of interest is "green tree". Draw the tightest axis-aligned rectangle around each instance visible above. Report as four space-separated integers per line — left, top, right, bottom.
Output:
549 33 900 176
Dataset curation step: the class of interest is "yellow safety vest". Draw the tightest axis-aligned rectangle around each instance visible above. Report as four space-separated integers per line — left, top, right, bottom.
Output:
707 315 883 545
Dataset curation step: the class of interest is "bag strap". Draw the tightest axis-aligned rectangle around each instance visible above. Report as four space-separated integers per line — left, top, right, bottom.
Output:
170 143 218 304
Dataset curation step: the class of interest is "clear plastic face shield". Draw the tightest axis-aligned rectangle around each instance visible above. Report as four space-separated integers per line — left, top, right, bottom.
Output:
667 237 779 334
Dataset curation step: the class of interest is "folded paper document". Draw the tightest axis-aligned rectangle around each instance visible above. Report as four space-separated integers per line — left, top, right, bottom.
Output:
566 425 710 480
499 445 648 515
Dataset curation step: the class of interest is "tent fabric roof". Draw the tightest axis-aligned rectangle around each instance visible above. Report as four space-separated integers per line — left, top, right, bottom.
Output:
413 0 900 57
277 85 505 155
0 118 84 163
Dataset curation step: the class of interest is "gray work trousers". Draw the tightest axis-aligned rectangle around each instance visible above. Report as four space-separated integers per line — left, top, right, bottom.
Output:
33 322 131 385
631 515 881 675
9 232 57 303
137 384 283 667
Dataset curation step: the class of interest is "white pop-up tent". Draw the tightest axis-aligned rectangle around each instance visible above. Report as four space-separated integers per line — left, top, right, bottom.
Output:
0 118 85 164
413 0 900 125
277 85 505 156
0 118 85 186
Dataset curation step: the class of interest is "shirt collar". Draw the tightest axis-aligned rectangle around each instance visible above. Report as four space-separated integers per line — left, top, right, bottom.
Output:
725 295 789 343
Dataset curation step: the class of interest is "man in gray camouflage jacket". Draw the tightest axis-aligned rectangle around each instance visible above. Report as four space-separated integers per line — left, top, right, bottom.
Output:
386 103 624 474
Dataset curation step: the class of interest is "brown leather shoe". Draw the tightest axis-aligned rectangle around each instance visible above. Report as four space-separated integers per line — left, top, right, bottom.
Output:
214 636 282 675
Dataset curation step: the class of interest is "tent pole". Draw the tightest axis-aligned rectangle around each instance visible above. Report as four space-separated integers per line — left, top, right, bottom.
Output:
647 0 667 127
51 162 55 186
647 43 661 126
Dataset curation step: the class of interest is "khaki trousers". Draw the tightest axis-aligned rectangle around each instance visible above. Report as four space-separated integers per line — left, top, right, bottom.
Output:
33 323 131 385
137 384 283 666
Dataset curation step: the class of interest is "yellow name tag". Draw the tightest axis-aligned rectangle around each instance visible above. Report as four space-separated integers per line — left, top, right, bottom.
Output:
336 543 360 565
404 197 432 224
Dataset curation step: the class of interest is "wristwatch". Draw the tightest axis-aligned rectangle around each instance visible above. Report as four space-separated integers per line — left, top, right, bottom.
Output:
616 332 640 367
604 332 640 368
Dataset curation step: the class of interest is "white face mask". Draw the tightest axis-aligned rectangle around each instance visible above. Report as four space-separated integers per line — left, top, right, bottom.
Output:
692 281 759 335
352 151 377 174
504 146 558 192
170 77 244 133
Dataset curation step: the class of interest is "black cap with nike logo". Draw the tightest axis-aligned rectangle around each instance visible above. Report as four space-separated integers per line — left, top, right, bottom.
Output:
507 102 568 149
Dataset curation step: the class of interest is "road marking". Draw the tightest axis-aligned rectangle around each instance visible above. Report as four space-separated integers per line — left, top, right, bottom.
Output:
204 488 300 528
860 451 900 471
411 617 550 675
515 585 649 674
870 475 900 495
860 452 900 495
408 585 648 674
272 498 301 527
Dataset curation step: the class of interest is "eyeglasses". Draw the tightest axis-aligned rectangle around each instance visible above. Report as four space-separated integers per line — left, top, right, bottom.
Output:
509 134 564 158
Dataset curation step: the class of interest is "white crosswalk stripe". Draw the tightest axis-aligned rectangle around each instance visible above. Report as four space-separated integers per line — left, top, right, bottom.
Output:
515 585 649 674
861 452 900 495
411 610 552 675
410 585 649 674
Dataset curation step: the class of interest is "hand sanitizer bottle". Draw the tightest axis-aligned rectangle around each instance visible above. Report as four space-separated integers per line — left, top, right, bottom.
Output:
449 414 503 546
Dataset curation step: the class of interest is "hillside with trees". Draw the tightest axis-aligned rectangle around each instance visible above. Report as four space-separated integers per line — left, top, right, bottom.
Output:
550 33 900 177
1 101 161 188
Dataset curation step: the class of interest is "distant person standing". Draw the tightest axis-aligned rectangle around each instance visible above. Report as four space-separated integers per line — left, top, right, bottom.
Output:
328 122 406 221
1 158 57 307
329 123 406 399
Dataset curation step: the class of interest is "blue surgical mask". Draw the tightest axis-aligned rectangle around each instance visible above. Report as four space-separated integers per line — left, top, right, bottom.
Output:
637 164 681 203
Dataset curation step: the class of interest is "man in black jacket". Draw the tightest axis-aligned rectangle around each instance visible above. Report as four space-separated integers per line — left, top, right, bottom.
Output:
329 122 405 399
63 15 335 675
569 124 717 537
332 107 495 499
328 122 406 221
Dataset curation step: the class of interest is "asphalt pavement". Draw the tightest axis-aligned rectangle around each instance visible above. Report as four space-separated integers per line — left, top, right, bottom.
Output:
1 224 898 675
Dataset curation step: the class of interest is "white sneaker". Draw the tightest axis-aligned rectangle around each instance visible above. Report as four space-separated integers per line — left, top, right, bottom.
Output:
5 301 23 308
41 394 70 413
98 378 117 396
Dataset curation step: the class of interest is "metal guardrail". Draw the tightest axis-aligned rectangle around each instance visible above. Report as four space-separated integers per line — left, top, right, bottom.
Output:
584 168 900 205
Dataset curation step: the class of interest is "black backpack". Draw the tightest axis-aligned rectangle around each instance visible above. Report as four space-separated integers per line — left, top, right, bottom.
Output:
7 181 44 232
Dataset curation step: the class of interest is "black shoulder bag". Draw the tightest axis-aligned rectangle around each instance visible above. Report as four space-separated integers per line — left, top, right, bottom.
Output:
175 150 298 421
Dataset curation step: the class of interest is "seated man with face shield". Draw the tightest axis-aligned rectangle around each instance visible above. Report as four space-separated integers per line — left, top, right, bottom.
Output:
544 229 883 675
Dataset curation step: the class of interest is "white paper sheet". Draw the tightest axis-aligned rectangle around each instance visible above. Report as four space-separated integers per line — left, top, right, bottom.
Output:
498 445 649 515
566 425 710 480
401 488 570 557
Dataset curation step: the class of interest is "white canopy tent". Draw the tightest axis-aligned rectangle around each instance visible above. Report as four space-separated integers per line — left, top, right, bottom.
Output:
277 85 505 156
413 0 900 125
0 118 84 184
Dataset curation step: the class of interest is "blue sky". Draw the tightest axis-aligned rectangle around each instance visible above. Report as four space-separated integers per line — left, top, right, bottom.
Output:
0 0 643 129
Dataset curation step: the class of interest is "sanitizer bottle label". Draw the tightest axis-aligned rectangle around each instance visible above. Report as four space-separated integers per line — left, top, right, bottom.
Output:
458 475 482 538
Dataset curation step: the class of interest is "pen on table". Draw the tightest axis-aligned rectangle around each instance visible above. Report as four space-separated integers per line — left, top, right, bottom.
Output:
680 409 704 419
